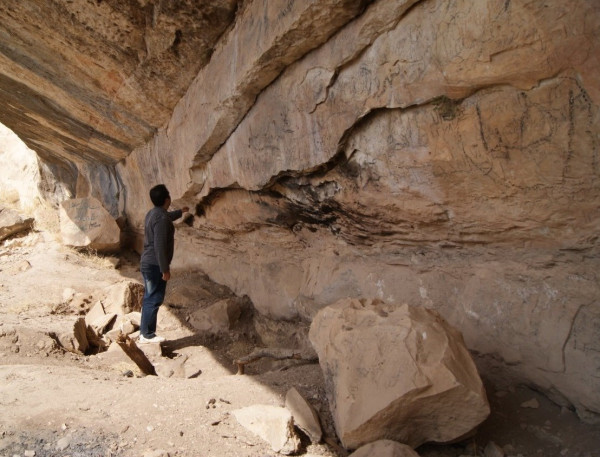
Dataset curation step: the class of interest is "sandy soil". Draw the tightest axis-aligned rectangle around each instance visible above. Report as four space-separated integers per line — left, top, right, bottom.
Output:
0 231 599 457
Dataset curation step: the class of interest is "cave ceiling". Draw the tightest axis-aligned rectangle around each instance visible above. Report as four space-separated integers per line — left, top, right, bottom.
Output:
0 0 241 165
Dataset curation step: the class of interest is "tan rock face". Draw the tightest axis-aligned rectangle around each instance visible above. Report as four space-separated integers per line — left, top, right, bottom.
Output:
158 0 600 421
117 0 372 224
309 299 490 449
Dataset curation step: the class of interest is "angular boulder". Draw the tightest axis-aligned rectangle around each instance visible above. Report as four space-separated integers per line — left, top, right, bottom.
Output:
0 207 34 241
188 298 242 335
56 317 89 354
59 197 120 252
309 298 490 449
101 281 144 315
232 405 300 455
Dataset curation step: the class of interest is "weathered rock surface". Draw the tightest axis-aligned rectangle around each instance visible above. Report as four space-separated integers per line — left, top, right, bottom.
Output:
348 440 421 457
117 0 372 228
0 0 240 165
160 0 599 422
309 299 490 449
59 197 121 252
232 404 300 454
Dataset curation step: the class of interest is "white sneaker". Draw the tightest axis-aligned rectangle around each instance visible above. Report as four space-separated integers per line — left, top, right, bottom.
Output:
139 335 165 344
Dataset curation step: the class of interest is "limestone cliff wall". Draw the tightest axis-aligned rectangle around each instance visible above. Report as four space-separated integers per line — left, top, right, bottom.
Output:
118 0 600 420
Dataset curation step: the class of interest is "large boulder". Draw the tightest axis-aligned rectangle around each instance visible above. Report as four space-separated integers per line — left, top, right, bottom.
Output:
59 197 120 252
309 298 490 450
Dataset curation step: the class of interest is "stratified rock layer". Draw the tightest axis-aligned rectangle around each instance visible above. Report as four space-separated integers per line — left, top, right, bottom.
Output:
148 0 598 421
0 0 240 164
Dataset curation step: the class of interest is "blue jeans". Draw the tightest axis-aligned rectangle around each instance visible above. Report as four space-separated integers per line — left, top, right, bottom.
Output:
140 263 167 338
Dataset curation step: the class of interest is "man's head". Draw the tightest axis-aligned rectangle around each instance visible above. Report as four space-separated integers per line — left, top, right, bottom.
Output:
149 184 171 207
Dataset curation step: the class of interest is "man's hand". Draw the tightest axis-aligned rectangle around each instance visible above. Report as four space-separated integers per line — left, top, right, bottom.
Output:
162 271 171 281
181 206 190 213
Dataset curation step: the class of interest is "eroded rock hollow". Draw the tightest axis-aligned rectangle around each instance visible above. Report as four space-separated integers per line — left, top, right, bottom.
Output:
0 0 599 423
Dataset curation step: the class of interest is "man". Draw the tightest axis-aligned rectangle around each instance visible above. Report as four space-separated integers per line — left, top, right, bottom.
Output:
139 184 189 343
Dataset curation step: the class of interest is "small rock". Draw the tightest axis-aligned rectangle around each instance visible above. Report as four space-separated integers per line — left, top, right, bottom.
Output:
232 404 300 455
24 451 35 457
56 436 71 451
285 387 322 443
483 441 504 457
520 398 540 409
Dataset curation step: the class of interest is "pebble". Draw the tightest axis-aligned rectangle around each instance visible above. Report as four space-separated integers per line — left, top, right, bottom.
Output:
56 436 71 451
24 451 35 457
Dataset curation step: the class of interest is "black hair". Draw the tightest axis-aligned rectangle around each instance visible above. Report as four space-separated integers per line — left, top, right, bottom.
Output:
149 184 170 207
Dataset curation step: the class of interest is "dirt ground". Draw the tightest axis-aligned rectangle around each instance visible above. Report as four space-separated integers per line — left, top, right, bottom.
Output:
1 230 599 457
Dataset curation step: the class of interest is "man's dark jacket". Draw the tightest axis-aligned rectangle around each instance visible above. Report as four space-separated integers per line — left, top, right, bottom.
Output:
140 207 182 273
